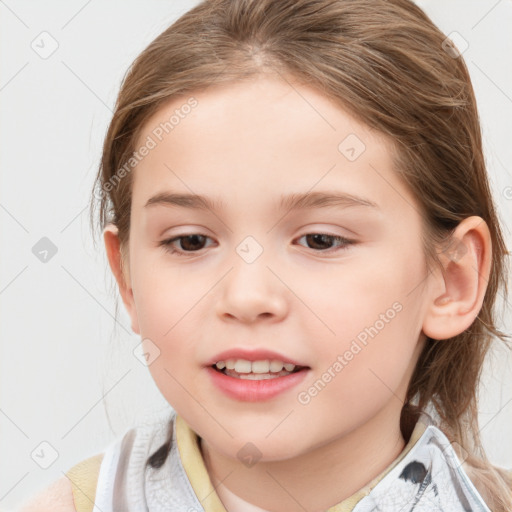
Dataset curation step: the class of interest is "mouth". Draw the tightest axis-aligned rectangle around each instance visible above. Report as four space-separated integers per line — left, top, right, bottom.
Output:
211 358 309 380
205 349 310 401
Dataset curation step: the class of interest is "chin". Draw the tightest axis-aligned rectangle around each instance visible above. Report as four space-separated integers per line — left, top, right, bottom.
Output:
211 424 312 463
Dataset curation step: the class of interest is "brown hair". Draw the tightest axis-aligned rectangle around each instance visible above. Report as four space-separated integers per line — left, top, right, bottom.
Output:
89 0 512 507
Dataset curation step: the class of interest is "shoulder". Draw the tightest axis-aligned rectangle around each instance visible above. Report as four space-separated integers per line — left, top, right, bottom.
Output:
16 415 176 512
17 452 105 512
16 475 76 512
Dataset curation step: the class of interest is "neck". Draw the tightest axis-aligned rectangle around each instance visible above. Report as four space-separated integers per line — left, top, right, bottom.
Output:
200 405 406 512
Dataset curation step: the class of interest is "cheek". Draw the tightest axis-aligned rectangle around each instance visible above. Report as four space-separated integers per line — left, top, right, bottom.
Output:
293 252 419 344
294 248 424 396
138 297 201 414
297 309 420 433
131 262 204 379
132 248 206 336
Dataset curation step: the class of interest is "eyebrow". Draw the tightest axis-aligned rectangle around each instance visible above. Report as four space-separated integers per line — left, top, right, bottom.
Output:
144 191 379 212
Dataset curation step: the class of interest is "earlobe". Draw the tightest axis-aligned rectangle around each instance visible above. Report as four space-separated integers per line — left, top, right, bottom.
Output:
422 216 492 341
103 224 140 335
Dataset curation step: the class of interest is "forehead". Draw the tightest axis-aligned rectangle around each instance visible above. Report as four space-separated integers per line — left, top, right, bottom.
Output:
137 73 383 152
130 74 412 215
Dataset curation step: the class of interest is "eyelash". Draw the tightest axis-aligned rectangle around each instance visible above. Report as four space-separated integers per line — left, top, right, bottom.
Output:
158 233 356 257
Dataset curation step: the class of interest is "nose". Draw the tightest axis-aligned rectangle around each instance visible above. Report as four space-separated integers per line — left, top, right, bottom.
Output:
215 254 288 324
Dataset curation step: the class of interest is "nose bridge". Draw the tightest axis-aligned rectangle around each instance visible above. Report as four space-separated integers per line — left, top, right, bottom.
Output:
216 234 287 322
235 234 266 266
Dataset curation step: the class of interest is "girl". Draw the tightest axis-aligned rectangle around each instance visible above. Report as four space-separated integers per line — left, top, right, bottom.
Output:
19 0 512 510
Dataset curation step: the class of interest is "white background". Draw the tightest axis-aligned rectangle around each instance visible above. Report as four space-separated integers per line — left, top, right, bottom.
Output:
1 1 511 510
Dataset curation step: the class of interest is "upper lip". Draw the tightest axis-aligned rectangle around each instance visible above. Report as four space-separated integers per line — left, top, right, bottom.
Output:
205 348 308 367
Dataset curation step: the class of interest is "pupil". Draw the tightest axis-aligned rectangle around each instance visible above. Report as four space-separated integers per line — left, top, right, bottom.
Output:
182 235 205 251
307 234 331 250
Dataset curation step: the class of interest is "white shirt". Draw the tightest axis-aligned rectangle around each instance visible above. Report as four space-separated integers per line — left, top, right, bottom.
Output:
91 412 491 512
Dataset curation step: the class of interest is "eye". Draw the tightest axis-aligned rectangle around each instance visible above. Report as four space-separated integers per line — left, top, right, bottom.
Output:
159 234 215 256
295 233 355 253
159 232 355 257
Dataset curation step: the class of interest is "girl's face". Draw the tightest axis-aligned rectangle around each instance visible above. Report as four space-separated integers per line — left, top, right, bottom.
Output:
115 74 436 461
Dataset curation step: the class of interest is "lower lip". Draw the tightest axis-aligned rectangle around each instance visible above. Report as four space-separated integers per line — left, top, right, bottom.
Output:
206 367 309 402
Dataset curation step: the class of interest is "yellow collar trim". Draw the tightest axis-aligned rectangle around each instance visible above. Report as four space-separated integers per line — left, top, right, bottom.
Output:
176 414 227 512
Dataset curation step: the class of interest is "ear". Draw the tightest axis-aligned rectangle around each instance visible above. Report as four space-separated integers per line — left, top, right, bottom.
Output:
103 224 140 335
422 216 492 340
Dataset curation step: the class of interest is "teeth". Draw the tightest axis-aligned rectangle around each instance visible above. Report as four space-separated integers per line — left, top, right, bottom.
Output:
226 369 297 380
214 358 298 374
252 360 270 373
270 360 284 372
234 360 252 373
